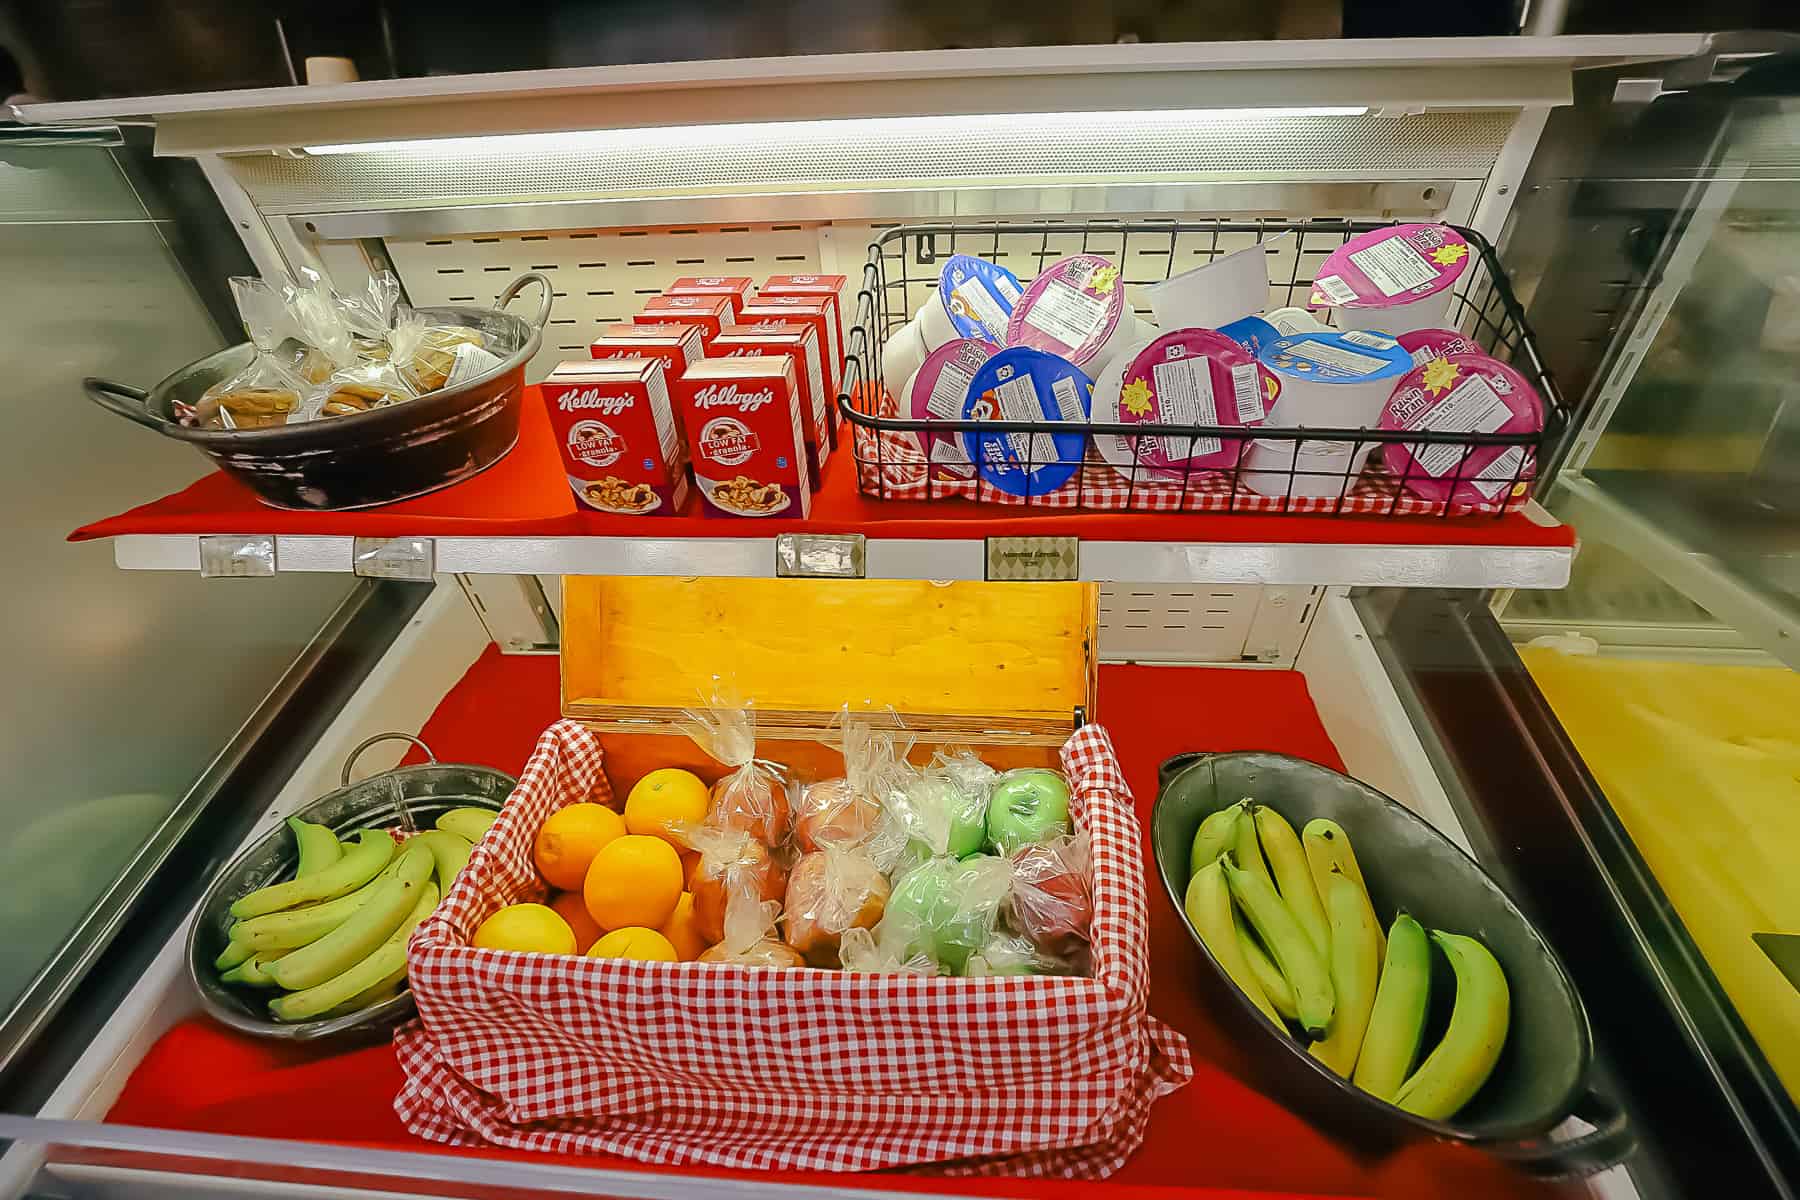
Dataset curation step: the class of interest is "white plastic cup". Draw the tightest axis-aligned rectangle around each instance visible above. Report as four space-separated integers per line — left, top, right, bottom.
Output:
1143 237 1282 331
1241 437 1378 497
1331 290 1455 336
881 315 929 400
1259 331 1413 429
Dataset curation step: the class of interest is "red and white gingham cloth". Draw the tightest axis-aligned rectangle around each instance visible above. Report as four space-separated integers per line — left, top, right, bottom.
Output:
394 720 1191 1177
850 397 1531 518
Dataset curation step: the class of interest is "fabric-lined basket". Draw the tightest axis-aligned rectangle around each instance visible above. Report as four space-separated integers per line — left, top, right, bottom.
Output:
394 718 1191 1176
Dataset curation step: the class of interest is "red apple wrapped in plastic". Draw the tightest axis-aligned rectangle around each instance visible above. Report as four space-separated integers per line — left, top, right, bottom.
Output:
697 897 806 968
1007 830 1093 948
782 848 891 967
676 690 792 846
794 714 907 853
684 824 789 945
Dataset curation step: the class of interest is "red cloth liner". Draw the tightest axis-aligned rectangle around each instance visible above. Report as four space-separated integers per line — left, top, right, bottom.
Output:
70 389 1574 552
106 652 1565 1200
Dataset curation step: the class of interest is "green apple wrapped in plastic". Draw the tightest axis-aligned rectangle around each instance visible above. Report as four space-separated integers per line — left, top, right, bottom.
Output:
985 768 1072 854
843 854 1011 976
888 749 994 863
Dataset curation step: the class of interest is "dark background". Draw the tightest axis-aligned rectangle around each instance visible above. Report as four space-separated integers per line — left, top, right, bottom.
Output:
4 0 1797 104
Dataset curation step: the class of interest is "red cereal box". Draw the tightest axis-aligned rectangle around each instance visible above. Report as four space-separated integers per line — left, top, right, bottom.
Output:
542 359 688 517
760 274 846 371
740 296 843 398
666 276 755 318
589 323 703 379
674 356 812 519
711 323 832 476
634 295 733 346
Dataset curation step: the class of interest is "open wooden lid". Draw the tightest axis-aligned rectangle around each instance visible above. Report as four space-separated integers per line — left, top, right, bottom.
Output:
561 577 1097 744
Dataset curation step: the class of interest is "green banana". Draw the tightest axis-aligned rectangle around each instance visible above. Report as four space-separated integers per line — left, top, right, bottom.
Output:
214 939 256 971
435 807 497 843
1184 859 1281 1027
1354 912 1432 1101
1222 853 1334 1035
1236 911 1299 1022
230 829 396 919
220 949 288 987
1307 869 1382 1077
1254 805 1330 958
1303 818 1384 958
226 855 405 953
1189 805 1245 880
287 817 342 876
270 880 438 1023
266 847 433 991
1394 930 1510 1120
1230 802 1277 896
408 829 473 891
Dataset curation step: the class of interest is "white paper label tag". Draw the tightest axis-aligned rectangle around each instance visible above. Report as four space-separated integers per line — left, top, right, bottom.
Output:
446 342 504 387
1022 279 1108 350
925 362 975 421
1149 356 1210 464
1313 274 1358 305
1287 340 1388 375
1410 373 1512 477
1341 331 1397 350
993 373 1058 466
1470 444 1527 499
950 278 1011 340
1349 237 1437 296
1230 363 1264 423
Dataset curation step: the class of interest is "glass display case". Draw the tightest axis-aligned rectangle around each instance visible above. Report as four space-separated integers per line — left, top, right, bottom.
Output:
0 32 1795 1200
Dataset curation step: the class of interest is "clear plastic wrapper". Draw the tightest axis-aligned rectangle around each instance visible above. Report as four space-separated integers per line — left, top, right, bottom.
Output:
984 767 1074 855
696 898 805 968
794 714 906 853
676 689 791 846
681 823 789 947
318 360 414 418
873 854 1011 975
964 931 1086 977
1007 830 1094 950
388 309 495 395
889 749 992 861
782 848 891 967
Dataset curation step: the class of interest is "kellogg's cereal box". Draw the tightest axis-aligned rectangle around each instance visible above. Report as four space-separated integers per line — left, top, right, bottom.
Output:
665 276 755 318
711 323 832 476
590 323 703 379
542 359 687 516
760 274 846 367
674 356 812 518
739 295 842 397
634 294 733 346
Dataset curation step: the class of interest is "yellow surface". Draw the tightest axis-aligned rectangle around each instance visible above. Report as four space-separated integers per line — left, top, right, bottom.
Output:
1522 648 1800 1099
560 577 1096 731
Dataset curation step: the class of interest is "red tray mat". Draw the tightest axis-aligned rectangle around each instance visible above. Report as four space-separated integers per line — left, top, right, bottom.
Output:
72 390 1574 552
105 652 1564 1200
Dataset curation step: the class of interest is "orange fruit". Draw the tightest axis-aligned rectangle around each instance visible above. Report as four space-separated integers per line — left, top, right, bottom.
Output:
583 834 684 931
658 892 707 961
534 803 625 891
550 890 603 953
588 926 679 962
472 903 576 955
624 768 710 844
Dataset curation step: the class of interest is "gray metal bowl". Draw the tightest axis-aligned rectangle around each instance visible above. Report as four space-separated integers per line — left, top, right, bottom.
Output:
186 734 515 1044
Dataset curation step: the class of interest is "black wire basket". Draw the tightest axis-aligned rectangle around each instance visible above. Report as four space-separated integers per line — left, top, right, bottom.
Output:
834 220 1566 519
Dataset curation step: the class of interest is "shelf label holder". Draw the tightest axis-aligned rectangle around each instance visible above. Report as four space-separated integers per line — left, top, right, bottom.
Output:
352 536 437 581
198 534 276 578
986 536 1079 581
775 533 866 579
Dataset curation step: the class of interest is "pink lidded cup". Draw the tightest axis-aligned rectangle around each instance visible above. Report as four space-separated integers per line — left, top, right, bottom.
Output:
1380 352 1543 506
902 337 995 479
1311 224 1473 336
1090 328 1275 480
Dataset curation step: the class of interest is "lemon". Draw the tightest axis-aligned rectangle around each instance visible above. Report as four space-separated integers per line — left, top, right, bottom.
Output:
472 903 576 955
588 926 679 962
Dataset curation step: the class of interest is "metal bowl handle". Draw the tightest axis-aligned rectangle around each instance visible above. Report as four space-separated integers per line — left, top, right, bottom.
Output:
341 732 437 787
496 272 553 331
1478 1088 1635 1179
84 377 168 432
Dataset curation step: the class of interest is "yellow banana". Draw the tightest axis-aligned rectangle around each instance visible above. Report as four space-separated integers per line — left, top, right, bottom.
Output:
1230 802 1277 896
1189 805 1246 880
1395 930 1510 1120
230 829 395 919
1184 859 1281 1027
1223 854 1334 1035
266 847 432 991
435 807 497 843
1354 912 1432 1101
227 855 404 953
1255 805 1330 958
270 881 438 1023
407 829 473 892
287 817 342 876
1235 911 1299 1022
219 949 288 987
1303 818 1383 958
214 939 255 971
1308 869 1381 1077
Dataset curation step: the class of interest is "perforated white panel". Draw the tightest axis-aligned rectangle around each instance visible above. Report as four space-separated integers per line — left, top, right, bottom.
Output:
1097 584 1321 663
385 223 824 382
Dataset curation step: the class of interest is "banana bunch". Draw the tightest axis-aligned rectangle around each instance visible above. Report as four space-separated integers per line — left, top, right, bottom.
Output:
213 806 497 1023
1182 801 1509 1121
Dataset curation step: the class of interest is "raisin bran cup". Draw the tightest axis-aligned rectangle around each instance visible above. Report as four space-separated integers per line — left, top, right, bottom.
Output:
1091 329 1273 483
1005 254 1130 371
905 337 996 481
1380 351 1543 506
1311 223 1473 335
